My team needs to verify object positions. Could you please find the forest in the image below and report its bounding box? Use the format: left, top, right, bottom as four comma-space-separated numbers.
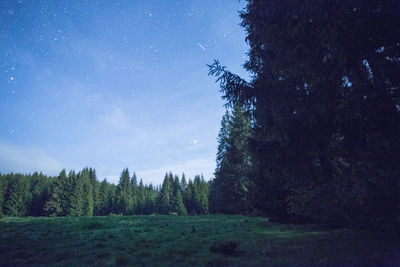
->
1, 0, 400, 229
1, 0, 400, 265
0, 169, 209, 217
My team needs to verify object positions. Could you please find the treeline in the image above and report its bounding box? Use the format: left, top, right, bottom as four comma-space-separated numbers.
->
208, 0, 400, 227
0, 168, 209, 217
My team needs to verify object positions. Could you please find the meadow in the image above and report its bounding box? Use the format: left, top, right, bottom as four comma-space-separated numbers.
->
0, 215, 399, 266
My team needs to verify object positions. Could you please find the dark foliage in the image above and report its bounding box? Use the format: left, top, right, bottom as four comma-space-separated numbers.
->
209, 105, 253, 214
0, 168, 207, 217
209, 0, 400, 226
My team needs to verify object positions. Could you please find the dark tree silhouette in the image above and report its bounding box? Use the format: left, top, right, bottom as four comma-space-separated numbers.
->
209, 0, 400, 226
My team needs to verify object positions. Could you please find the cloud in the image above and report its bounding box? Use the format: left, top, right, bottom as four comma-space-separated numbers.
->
99, 105, 131, 131
0, 139, 63, 175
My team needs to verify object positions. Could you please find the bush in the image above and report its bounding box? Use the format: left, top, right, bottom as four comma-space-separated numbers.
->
209, 240, 238, 255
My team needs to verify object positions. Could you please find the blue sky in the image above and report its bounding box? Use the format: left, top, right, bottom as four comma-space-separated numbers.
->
0, 0, 249, 184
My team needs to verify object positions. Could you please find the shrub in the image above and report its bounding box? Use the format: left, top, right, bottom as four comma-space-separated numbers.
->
209, 240, 238, 255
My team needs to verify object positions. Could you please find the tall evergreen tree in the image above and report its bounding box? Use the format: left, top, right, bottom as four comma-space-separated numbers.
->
193, 175, 209, 214
80, 169, 94, 216
185, 180, 195, 214
216, 111, 230, 171
143, 184, 156, 215
209, 0, 400, 225
0, 174, 8, 216
3, 174, 30, 216
89, 168, 100, 215
98, 179, 116, 215
137, 179, 145, 214
68, 170, 84, 216
44, 170, 67, 216
157, 173, 171, 214
172, 189, 187, 215
28, 172, 48, 216
115, 168, 133, 215
180, 173, 187, 199
170, 175, 187, 215
131, 172, 138, 213
211, 104, 252, 214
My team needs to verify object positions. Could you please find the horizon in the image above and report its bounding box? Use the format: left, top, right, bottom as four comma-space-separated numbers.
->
0, 0, 249, 184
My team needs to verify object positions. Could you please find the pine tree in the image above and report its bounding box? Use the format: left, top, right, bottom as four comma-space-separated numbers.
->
209, 111, 230, 214
157, 173, 171, 214
98, 179, 111, 215
212, 104, 252, 214
172, 190, 187, 215
180, 173, 187, 200
199, 175, 209, 214
131, 172, 138, 213
98, 179, 116, 215
193, 175, 209, 214
208, 179, 217, 214
173, 175, 180, 195
80, 169, 94, 216
44, 170, 69, 216
209, 0, 400, 225
168, 174, 186, 215
184, 180, 195, 214
115, 168, 133, 215
143, 184, 156, 214
3, 174, 30, 216
0, 174, 6, 216
28, 172, 49, 216
168, 172, 174, 204
68, 170, 84, 216
216, 111, 230, 171
137, 179, 145, 214
89, 168, 100, 215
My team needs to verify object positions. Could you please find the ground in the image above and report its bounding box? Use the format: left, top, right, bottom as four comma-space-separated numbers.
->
0, 215, 399, 266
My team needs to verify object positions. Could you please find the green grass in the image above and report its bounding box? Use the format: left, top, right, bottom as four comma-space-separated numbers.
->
0, 215, 399, 266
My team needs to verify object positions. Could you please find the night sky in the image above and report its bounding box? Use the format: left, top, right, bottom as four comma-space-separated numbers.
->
0, 0, 249, 184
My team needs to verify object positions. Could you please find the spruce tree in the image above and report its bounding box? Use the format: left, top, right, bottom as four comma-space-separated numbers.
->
80, 169, 94, 216
212, 104, 252, 214
115, 168, 133, 215
0, 174, 6, 216
28, 172, 48, 216
68, 170, 84, 216
185, 180, 195, 214
98, 179, 111, 215
143, 184, 156, 214
172, 190, 187, 215
168, 172, 174, 204
157, 173, 171, 214
131, 172, 138, 213
180, 173, 187, 200
89, 168, 100, 215
193, 175, 209, 214
173, 175, 180, 195
44, 170, 68, 216
3, 174, 29, 216
209, 0, 400, 225
137, 179, 145, 214
216, 111, 230, 171
210, 111, 230, 214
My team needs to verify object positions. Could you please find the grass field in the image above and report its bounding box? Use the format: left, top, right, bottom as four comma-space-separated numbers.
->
0, 215, 399, 266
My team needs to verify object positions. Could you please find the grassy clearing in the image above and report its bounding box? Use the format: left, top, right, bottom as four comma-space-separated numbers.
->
0, 215, 399, 266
